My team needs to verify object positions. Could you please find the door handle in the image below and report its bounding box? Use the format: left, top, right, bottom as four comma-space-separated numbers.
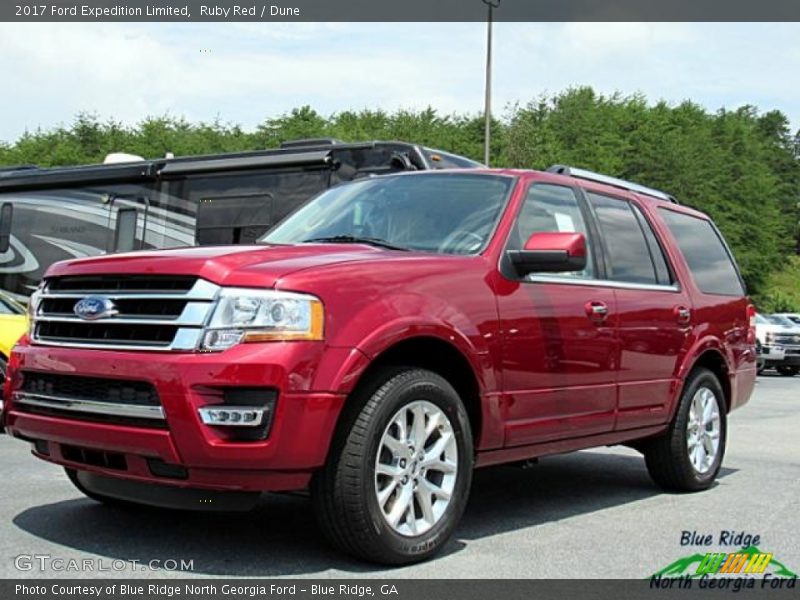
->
585, 301, 609, 323
675, 305, 692, 325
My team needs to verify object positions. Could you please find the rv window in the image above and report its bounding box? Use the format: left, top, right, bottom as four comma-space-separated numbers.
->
113, 208, 139, 253
0, 203, 12, 253
196, 194, 274, 245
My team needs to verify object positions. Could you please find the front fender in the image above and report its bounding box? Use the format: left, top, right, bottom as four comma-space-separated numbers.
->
320, 292, 498, 395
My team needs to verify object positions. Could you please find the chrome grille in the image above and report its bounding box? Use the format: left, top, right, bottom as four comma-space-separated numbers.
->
14, 372, 166, 427
32, 276, 219, 351
774, 334, 800, 347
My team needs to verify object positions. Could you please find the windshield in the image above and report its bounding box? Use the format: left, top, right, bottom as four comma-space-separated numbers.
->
767, 315, 796, 328
261, 173, 513, 255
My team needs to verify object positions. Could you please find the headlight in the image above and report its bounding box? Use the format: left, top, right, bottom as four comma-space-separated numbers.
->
201, 288, 324, 351
765, 332, 775, 344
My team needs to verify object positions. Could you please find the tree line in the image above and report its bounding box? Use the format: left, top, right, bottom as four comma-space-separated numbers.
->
1, 87, 798, 309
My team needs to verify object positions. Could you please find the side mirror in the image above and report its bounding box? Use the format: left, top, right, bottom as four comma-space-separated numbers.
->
507, 232, 587, 276
0, 203, 12, 254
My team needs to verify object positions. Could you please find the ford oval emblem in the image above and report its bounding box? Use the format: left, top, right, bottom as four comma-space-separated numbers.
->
74, 296, 118, 321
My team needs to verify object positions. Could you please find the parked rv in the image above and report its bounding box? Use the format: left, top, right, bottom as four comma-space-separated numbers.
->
0, 140, 481, 300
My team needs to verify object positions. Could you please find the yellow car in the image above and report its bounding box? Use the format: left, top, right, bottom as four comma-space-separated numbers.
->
0, 293, 28, 383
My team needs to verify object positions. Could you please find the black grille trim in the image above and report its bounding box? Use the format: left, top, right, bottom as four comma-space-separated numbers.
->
47, 275, 197, 294
61, 445, 128, 470
36, 322, 177, 346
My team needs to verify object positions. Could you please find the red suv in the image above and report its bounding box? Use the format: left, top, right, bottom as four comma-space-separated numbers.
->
3, 167, 756, 564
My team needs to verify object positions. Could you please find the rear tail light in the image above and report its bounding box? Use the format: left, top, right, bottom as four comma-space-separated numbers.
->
746, 304, 757, 345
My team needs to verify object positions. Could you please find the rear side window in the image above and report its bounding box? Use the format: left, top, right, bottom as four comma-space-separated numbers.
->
588, 192, 669, 285
631, 203, 673, 285
659, 209, 745, 296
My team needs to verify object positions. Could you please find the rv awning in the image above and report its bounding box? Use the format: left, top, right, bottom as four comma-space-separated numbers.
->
158, 150, 333, 176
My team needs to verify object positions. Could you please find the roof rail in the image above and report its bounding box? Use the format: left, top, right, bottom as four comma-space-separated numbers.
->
547, 165, 679, 204
279, 138, 343, 149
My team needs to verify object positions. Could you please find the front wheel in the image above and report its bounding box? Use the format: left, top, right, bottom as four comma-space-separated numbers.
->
643, 368, 727, 492
776, 365, 799, 377
311, 368, 473, 565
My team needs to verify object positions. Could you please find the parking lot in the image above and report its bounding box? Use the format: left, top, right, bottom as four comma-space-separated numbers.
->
1, 374, 797, 579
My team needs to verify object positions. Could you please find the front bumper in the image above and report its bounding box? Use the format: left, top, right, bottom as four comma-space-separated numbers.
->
4, 341, 352, 492
765, 346, 800, 367
759, 345, 785, 361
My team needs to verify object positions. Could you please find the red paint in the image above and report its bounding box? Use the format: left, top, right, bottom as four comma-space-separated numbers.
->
3, 169, 756, 492
524, 232, 586, 257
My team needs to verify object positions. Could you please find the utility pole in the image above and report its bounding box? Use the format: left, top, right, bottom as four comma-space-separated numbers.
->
482, 0, 500, 167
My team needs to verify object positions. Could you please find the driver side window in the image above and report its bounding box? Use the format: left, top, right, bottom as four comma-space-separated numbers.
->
514, 184, 595, 279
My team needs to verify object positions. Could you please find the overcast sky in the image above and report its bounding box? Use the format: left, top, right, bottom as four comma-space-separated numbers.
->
0, 22, 798, 144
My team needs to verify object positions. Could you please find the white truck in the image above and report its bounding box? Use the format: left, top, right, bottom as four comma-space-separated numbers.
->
755, 313, 800, 376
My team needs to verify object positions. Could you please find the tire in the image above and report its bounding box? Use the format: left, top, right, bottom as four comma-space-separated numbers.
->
755, 341, 765, 375
64, 468, 141, 509
311, 368, 473, 565
643, 368, 727, 492
776, 365, 799, 377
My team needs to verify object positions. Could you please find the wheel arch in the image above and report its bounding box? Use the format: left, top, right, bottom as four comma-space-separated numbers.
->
680, 348, 732, 414
340, 335, 487, 451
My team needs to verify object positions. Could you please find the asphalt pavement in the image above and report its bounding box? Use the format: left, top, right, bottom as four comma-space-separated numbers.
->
1, 373, 797, 579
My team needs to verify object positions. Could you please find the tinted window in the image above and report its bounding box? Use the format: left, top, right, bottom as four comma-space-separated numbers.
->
588, 193, 659, 285
514, 184, 594, 279
631, 204, 672, 285
188, 171, 329, 246
767, 315, 796, 328
660, 209, 745, 296
263, 173, 512, 255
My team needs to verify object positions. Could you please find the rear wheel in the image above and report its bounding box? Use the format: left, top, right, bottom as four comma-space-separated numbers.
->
643, 368, 726, 492
776, 365, 799, 377
311, 368, 473, 565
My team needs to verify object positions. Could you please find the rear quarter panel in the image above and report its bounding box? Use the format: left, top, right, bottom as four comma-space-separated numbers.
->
643, 200, 756, 415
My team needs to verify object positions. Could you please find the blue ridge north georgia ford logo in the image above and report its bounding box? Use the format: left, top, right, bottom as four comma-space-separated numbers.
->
73, 296, 118, 321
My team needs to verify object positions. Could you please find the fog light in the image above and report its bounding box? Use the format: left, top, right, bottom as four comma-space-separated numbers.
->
198, 406, 266, 427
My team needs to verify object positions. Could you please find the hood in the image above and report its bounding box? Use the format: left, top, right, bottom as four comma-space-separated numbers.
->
45, 244, 398, 288
758, 323, 800, 335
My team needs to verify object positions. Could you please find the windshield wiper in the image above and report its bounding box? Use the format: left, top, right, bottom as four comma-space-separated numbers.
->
302, 235, 410, 251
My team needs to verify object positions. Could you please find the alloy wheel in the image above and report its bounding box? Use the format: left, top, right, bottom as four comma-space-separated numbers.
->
686, 386, 721, 474
374, 400, 458, 537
